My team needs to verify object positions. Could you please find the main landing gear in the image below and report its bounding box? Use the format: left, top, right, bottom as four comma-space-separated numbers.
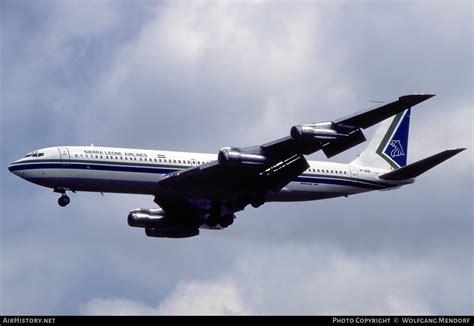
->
250, 194, 266, 208
205, 214, 234, 228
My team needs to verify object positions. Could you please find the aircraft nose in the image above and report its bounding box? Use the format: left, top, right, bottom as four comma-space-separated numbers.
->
8, 161, 19, 175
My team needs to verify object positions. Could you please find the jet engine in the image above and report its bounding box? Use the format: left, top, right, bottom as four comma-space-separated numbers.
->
145, 226, 199, 238
128, 208, 167, 228
128, 208, 199, 238
218, 147, 270, 167
290, 122, 352, 141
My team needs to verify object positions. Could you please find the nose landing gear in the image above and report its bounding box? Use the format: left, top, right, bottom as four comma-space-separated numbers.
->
58, 194, 70, 207
54, 188, 71, 207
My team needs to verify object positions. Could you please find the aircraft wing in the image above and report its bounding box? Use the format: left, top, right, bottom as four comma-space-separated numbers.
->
153, 94, 434, 225
157, 153, 309, 212
333, 94, 434, 128
259, 94, 434, 159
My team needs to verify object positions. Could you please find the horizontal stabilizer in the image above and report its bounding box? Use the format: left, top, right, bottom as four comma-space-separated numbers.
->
379, 148, 466, 181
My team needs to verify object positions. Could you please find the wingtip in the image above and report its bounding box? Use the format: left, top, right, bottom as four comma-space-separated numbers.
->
399, 93, 435, 105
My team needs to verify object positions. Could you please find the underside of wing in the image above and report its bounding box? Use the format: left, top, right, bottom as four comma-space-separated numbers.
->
156, 153, 309, 208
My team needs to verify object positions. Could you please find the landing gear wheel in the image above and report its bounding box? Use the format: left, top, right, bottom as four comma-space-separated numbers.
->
206, 216, 219, 228
58, 194, 70, 207
219, 214, 234, 228
250, 196, 265, 208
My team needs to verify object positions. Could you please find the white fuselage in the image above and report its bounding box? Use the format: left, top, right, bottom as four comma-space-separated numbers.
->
9, 146, 406, 202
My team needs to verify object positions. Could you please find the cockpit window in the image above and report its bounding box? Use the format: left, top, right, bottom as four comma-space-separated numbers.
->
25, 151, 44, 158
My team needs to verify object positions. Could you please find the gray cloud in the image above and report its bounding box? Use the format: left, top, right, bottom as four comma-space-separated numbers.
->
1, 0, 472, 315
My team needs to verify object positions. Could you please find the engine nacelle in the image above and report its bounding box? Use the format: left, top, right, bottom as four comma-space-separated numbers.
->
291, 122, 352, 141
145, 226, 199, 238
218, 147, 270, 166
128, 208, 167, 228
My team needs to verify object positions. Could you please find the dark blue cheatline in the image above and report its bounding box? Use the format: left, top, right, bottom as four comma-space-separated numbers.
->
9, 161, 391, 190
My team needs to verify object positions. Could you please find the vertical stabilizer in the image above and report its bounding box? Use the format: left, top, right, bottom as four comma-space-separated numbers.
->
351, 109, 410, 169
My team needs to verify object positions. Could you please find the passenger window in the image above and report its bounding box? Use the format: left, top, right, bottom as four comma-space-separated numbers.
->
159, 159, 162, 162
178, 160, 181, 164
139, 158, 142, 161
75, 154, 78, 157
173, 160, 176, 163
154, 158, 157, 162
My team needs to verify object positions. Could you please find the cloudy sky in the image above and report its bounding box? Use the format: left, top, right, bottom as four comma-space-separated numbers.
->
1, 0, 472, 315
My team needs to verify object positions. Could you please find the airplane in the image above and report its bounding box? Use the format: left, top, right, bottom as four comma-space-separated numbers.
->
8, 94, 466, 238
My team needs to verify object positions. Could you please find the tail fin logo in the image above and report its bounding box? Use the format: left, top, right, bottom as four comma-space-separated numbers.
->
389, 140, 405, 158
375, 109, 410, 168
